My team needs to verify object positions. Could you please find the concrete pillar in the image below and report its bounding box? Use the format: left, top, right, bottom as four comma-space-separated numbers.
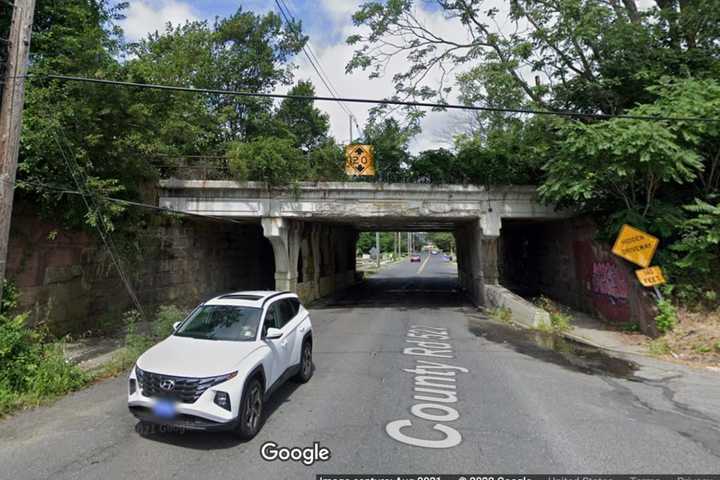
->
310, 223, 322, 299
454, 219, 485, 306
261, 217, 302, 292
480, 213, 502, 286
482, 237, 499, 285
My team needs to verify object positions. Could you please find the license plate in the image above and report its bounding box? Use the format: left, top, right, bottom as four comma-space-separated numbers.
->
152, 399, 177, 419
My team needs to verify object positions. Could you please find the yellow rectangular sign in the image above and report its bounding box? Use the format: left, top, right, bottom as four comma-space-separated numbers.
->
635, 266, 666, 287
611, 224, 659, 268
345, 144, 375, 176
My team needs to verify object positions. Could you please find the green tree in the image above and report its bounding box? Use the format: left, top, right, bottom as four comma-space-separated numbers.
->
427, 232, 455, 252
227, 137, 304, 186
408, 149, 461, 184
363, 118, 414, 182
347, 0, 720, 114
275, 80, 331, 151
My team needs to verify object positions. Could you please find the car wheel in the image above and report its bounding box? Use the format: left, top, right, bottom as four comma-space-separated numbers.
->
234, 378, 263, 439
293, 341, 313, 383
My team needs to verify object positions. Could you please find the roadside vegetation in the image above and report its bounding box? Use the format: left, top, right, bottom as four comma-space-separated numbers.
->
534, 296, 574, 333
488, 306, 513, 325
0, 282, 186, 417
0, 282, 86, 416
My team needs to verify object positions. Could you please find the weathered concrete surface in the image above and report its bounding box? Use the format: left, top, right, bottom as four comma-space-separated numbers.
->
485, 284, 551, 328
158, 180, 566, 234
260, 217, 358, 302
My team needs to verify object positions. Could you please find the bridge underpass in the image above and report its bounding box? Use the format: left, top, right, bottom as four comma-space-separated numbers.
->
158, 180, 567, 309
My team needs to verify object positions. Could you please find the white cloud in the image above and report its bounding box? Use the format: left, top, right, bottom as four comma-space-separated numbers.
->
290, 0, 481, 153
120, 0, 199, 41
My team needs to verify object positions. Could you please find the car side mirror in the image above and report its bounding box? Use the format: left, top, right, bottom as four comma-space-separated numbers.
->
173, 321, 181, 331
265, 327, 283, 340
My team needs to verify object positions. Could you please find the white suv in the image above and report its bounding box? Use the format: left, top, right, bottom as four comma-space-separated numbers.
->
127, 291, 313, 439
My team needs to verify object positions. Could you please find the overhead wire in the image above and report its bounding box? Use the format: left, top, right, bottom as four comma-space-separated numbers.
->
28, 74, 719, 123
273, 0, 360, 132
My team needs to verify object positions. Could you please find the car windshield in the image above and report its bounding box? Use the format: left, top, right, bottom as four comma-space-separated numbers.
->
174, 305, 261, 341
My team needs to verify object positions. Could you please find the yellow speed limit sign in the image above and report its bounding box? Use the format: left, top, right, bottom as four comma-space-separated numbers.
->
611, 224, 659, 268
344, 144, 375, 176
635, 266, 666, 287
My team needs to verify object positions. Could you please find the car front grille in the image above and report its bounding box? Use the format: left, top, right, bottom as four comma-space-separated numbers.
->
135, 369, 224, 404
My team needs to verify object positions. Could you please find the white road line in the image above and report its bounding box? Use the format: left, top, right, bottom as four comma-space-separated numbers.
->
416, 255, 431, 275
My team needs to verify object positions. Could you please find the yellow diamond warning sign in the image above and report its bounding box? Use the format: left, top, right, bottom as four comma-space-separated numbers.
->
635, 266, 666, 287
344, 144, 375, 176
611, 224, 659, 268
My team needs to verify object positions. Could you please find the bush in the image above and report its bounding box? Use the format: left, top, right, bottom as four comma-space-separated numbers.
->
0, 313, 86, 416
655, 297, 678, 334
152, 305, 186, 339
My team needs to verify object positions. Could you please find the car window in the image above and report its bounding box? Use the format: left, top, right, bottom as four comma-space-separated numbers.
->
263, 303, 282, 335
174, 305, 261, 342
277, 299, 296, 327
288, 298, 301, 317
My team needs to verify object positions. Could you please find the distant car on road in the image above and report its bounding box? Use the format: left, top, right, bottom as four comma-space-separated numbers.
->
431, 250, 439, 255
410, 253, 422, 262
128, 291, 313, 439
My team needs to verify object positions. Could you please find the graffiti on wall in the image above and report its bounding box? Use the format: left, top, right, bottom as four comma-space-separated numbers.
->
591, 261, 629, 303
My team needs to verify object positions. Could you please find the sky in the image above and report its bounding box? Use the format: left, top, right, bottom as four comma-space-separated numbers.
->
114, 0, 476, 153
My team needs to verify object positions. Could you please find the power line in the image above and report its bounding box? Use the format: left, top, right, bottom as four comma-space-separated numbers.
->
4, 176, 249, 226
53, 134, 146, 319
273, 0, 359, 130
26, 73, 720, 123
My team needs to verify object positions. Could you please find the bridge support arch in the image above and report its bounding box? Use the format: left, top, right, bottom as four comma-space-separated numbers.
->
261, 217, 359, 301
261, 217, 302, 292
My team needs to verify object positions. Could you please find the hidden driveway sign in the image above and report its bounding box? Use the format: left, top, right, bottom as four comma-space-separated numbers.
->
611, 224, 659, 268
345, 144, 375, 176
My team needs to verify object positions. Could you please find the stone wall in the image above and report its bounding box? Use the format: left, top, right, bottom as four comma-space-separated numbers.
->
6, 202, 274, 335
499, 217, 659, 336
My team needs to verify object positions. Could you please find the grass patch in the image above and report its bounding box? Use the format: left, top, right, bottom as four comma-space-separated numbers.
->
648, 338, 672, 356
488, 306, 513, 324
534, 295, 573, 333
94, 306, 185, 379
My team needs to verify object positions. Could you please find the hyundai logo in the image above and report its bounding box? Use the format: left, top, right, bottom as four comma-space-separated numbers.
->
159, 379, 175, 391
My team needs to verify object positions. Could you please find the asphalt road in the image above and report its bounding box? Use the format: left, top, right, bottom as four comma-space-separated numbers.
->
1, 253, 719, 479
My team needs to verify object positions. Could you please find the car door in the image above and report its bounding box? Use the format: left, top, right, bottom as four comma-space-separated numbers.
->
261, 301, 288, 386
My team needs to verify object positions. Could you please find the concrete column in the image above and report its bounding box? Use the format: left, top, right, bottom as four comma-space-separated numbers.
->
482, 237, 499, 285
454, 218, 486, 306
261, 217, 302, 292
310, 223, 322, 300
480, 212, 502, 286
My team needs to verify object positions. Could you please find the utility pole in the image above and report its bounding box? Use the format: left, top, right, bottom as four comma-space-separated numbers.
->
375, 231, 380, 268
0, 0, 36, 301
349, 115, 353, 144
